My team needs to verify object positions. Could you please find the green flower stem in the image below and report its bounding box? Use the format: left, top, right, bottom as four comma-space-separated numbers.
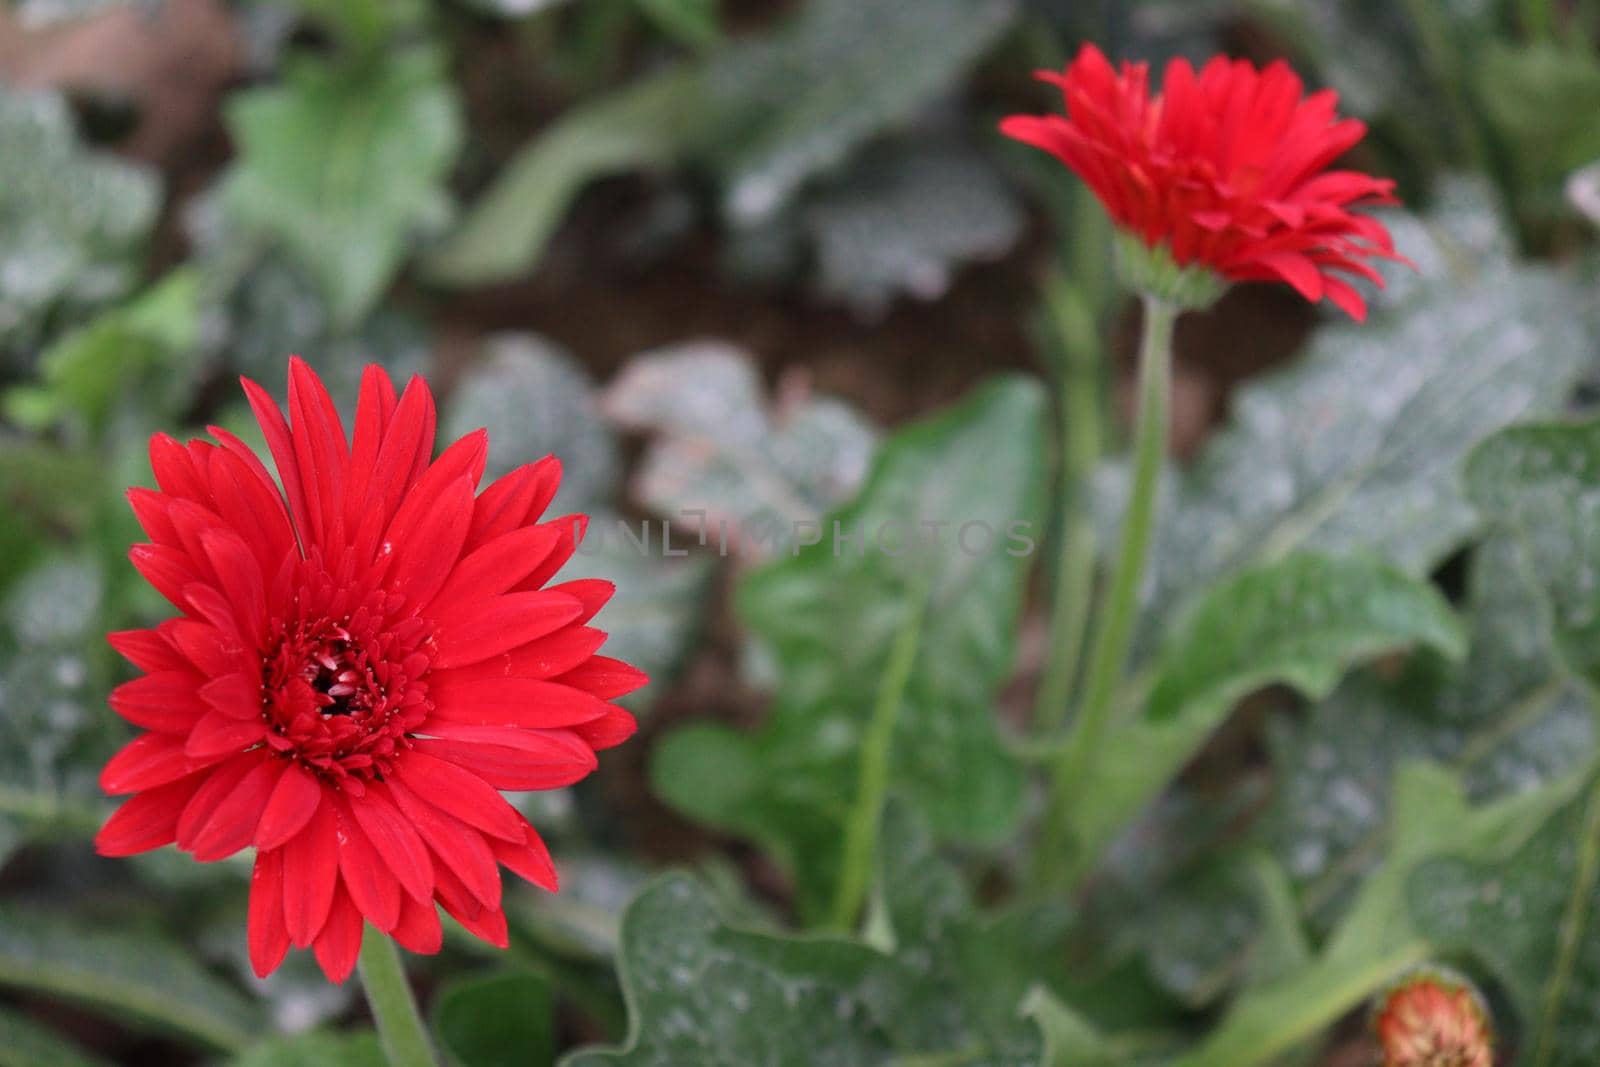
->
1170, 939, 1432, 1067
1034, 293, 1177, 890
828, 578, 931, 932
1032, 277, 1104, 735
358, 932, 439, 1067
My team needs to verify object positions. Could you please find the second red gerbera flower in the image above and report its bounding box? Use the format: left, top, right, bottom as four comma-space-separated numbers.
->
1002, 44, 1403, 318
96, 357, 645, 982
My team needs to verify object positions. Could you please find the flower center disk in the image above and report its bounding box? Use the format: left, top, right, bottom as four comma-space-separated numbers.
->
260, 570, 434, 785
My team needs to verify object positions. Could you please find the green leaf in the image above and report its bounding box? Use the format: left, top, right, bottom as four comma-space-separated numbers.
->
1115, 181, 1594, 647
634, 0, 720, 49
1114, 534, 1593, 1014
221, 49, 462, 326
430, 0, 1013, 285
442, 334, 621, 512
560, 874, 893, 1067
0, 444, 102, 596
1147, 552, 1466, 724
500, 851, 652, 1035
1391, 417, 1600, 1065
187, 230, 431, 397
0, 1004, 112, 1067
1466, 416, 1600, 692
1105, 851, 1263, 1012
0, 88, 159, 358
651, 377, 1047, 918
229, 1032, 386, 1067
433, 972, 555, 1067
424, 70, 702, 286
1250, 0, 1436, 118
1064, 552, 1467, 875
0, 554, 119, 847
1478, 42, 1600, 220
1070, 780, 1267, 1013
1020, 988, 1172, 1067
1410, 777, 1600, 1067
704, 0, 1014, 224
1022, 988, 1107, 1066
1175, 763, 1586, 1067
1240, 855, 1313, 990
1259, 534, 1594, 912
286, 0, 427, 48
600, 340, 876, 557
2, 270, 200, 441
864, 805, 1050, 1065
1104, 855, 1320, 1062
0, 905, 261, 1051
802, 140, 1023, 316
564, 807, 1047, 1066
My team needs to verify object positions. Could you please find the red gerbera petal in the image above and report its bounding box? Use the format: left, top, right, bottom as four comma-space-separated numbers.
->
95, 775, 204, 856
248, 848, 291, 978
436, 864, 510, 950
282, 796, 339, 948
391, 891, 444, 955
188, 757, 281, 861
109, 671, 208, 733
313, 882, 366, 984
386, 779, 502, 910
427, 676, 612, 729
1002, 44, 1404, 317
571, 705, 639, 752
491, 815, 560, 894
107, 627, 186, 673
333, 796, 403, 933
174, 751, 259, 853
95, 359, 647, 982
100, 732, 201, 794
256, 759, 321, 850
551, 656, 649, 701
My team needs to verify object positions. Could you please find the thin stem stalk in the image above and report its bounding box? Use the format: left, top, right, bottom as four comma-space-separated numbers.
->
358, 932, 438, 1067
1033, 293, 1177, 889
1032, 279, 1104, 734
828, 579, 930, 932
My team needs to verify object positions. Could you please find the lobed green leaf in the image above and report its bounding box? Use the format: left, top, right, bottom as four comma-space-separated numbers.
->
651, 377, 1047, 918
433, 972, 556, 1067
221, 49, 463, 327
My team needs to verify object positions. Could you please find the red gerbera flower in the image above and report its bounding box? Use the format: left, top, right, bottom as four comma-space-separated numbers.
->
1001, 44, 1403, 318
95, 357, 645, 982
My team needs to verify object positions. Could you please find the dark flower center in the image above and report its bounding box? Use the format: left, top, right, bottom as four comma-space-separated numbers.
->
257, 562, 434, 786
299, 630, 372, 718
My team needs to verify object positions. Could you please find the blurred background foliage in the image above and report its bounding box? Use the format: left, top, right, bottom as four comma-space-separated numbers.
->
0, 0, 1598, 1064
